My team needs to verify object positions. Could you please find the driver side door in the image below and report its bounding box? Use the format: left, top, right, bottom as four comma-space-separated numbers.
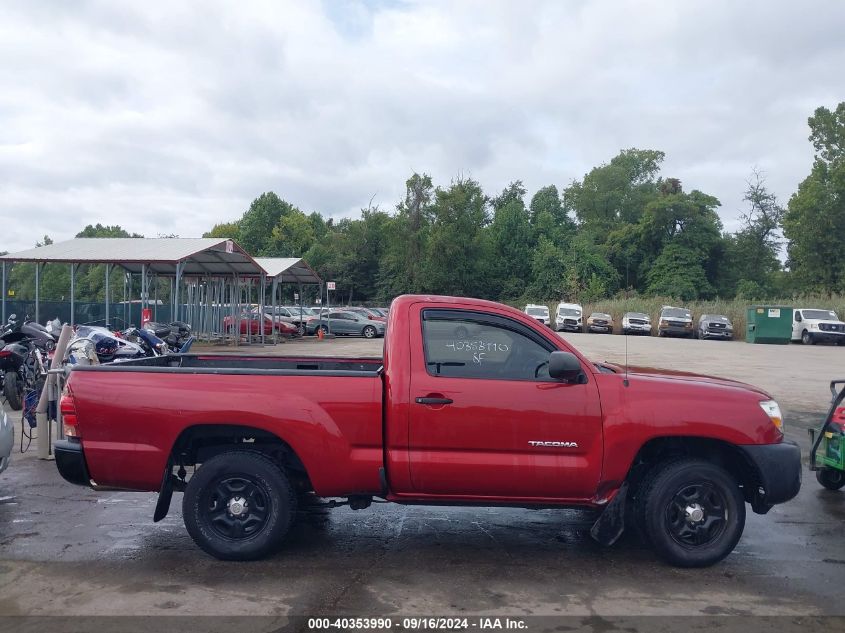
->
408, 308, 604, 500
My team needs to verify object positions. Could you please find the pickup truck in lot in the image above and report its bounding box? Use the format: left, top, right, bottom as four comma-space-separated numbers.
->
54, 295, 801, 567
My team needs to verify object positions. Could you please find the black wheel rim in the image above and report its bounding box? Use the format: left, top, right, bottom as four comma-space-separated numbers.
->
202, 475, 271, 541
665, 482, 728, 548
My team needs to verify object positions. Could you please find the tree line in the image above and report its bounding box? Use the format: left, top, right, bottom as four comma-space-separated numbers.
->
4, 102, 845, 305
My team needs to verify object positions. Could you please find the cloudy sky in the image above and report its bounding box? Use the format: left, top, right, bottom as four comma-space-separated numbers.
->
1, 0, 843, 253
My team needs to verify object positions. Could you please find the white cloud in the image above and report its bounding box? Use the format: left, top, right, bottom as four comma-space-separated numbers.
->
1, 0, 843, 252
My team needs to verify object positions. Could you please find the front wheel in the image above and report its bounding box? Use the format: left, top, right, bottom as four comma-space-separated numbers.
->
362, 325, 377, 339
802, 330, 814, 345
637, 459, 745, 567
4, 370, 22, 410
182, 451, 297, 561
816, 468, 845, 491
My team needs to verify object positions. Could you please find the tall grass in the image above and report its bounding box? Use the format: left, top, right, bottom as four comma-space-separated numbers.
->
511, 294, 845, 337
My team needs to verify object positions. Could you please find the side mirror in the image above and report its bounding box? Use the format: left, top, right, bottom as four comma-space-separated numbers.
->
548, 351, 584, 382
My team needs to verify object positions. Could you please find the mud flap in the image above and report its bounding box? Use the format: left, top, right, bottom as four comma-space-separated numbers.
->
153, 463, 174, 523
590, 483, 628, 546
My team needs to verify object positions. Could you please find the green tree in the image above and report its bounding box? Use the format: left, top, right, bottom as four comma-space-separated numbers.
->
238, 192, 298, 255
269, 211, 316, 257
646, 242, 713, 300
203, 222, 240, 240
377, 173, 434, 298
489, 183, 533, 299
564, 148, 665, 237
422, 178, 492, 298
783, 103, 845, 293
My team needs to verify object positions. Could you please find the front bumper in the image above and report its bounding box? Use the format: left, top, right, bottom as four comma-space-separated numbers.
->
660, 326, 693, 336
738, 441, 801, 511
0, 411, 13, 475
54, 438, 92, 487
557, 322, 581, 332
588, 325, 611, 333
809, 331, 845, 342
703, 329, 733, 339
624, 325, 651, 334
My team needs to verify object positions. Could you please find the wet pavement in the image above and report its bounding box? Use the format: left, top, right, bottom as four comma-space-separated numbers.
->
1, 337, 844, 617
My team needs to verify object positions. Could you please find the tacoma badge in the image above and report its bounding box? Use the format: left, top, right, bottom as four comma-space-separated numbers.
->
529, 440, 579, 448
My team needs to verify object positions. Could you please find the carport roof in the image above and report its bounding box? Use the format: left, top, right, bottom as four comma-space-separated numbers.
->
0, 237, 265, 277
252, 258, 322, 284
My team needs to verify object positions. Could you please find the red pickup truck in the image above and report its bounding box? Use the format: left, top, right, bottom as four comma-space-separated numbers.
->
54, 295, 801, 567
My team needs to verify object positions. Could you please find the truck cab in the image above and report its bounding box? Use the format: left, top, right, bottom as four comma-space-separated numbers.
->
792, 308, 845, 345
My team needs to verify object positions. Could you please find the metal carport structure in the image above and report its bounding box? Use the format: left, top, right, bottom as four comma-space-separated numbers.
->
0, 238, 269, 340
251, 258, 322, 340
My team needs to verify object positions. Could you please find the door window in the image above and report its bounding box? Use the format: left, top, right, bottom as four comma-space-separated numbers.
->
422, 310, 556, 381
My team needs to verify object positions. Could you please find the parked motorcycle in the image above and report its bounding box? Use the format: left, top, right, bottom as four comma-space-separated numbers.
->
68, 325, 148, 365
0, 314, 52, 410
143, 320, 195, 353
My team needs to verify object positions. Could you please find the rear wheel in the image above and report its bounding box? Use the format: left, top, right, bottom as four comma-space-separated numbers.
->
802, 330, 814, 345
637, 459, 745, 567
362, 325, 377, 339
182, 451, 297, 561
816, 468, 845, 491
4, 371, 22, 410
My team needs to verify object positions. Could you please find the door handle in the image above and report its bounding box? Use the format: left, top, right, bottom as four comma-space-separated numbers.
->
415, 396, 454, 405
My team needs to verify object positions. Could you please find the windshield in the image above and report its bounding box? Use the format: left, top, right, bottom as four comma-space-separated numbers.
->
626, 313, 649, 319
802, 309, 839, 320
527, 307, 548, 316
703, 315, 729, 322
557, 308, 581, 316
662, 308, 691, 319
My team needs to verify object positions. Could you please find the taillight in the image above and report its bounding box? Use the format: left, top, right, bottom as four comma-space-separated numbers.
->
60, 391, 79, 438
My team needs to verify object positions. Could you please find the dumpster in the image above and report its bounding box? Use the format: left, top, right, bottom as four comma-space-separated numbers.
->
746, 306, 793, 344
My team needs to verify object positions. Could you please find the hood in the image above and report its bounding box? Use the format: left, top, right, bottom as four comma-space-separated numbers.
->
597, 362, 771, 399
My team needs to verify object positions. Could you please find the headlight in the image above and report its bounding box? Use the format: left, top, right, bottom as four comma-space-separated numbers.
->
759, 400, 783, 432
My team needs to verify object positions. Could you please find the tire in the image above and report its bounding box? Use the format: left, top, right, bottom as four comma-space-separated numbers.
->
802, 330, 814, 345
636, 459, 745, 567
658, 330, 665, 338
362, 325, 377, 339
318, 324, 329, 336
4, 371, 22, 410
816, 468, 845, 491
182, 451, 297, 561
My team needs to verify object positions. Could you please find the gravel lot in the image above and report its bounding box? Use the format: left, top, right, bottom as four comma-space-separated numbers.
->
1, 333, 843, 623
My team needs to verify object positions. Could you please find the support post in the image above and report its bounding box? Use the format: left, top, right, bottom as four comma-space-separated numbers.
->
104, 264, 111, 328
35, 262, 41, 323
1, 261, 6, 323
259, 273, 266, 345
69, 264, 76, 325
174, 262, 183, 322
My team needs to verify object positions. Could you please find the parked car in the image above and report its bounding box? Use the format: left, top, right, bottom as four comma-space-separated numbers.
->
555, 302, 583, 332
265, 306, 317, 333
586, 312, 613, 334
223, 312, 299, 337
792, 309, 845, 345
54, 293, 801, 567
344, 307, 387, 322
658, 306, 694, 338
0, 409, 12, 476
698, 314, 734, 341
305, 310, 385, 338
524, 304, 550, 326
622, 312, 652, 335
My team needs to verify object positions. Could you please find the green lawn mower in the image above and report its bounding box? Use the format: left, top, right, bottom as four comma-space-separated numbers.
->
809, 380, 845, 491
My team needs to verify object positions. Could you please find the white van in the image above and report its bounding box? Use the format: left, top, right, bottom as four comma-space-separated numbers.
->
555, 302, 583, 332
792, 308, 845, 345
524, 304, 550, 326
